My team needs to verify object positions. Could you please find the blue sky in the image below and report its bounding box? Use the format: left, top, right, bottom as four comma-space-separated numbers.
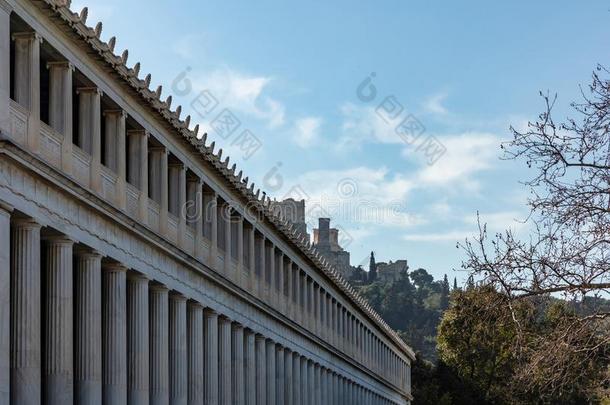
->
74, 0, 610, 282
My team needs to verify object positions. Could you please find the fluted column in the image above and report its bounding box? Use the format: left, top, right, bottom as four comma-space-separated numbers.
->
47, 61, 74, 174
43, 236, 74, 404
76, 87, 102, 192
243, 329, 256, 405
236, 216, 244, 278
0, 2, 11, 139
300, 357, 307, 405
149, 284, 169, 405
169, 294, 187, 405
265, 340, 275, 405
12, 32, 41, 152
255, 335, 266, 405
203, 309, 218, 405
218, 316, 232, 405
307, 360, 314, 405
74, 248, 103, 405
203, 191, 217, 268
0, 203, 11, 405
231, 324, 245, 405
283, 349, 293, 405
187, 302, 204, 405
187, 178, 204, 260
248, 225, 255, 291
103, 263, 127, 405
168, 162, 186, 247
127, 130, 148, 223
292, 352, 300, 405
104, 110, 127, 209
222, 204, 231, 274
127, 274, 149, 405
275, 346, 284, 405
10, 218, 41, 404
332, 372, 338, 405
314, 364, 321, 405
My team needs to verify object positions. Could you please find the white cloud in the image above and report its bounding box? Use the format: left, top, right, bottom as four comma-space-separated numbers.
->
338, 103, 403, 147
190, 68, 285, 129
403, 230, 474, 242
412, 132, 500, 189
281, 166, 419, 229
293, 117, 322, 148
423, 92, 449, 115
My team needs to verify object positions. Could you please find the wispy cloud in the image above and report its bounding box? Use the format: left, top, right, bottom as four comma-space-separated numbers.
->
423, 92, 449, 115
173, 34, 206, 59
293, 117, 322, 148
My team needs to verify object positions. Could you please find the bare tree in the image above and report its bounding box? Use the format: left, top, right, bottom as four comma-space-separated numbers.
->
460, 66, 610, 401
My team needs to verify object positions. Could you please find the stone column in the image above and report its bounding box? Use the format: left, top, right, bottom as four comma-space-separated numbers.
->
187, 302, 203, 405
294, 269, 301, 325
236, 216, 244, 279
104, 110, 127, 210
222, 204, 231, 274
314, 364, 321, 405
169, 294, 187, 405
43, 235, 74, 405
149, 146, 168, 235
76, 87, 102, 193
127, 274, 149, 405
102, 263, 127, 405
149, 284, 169, 405
265, 340, 275, 405
255, 334, 266, 405
308, 279, 314, 331
292, 352, 300, 405
243, 329, 256, 405
11, 218, 42, 405
275, 346, 284, 405
277, 253, 285, 314
218, 316, 232, 405
300, 357, 308, 405
74, 248, 103, 405
127, 130, 149, 223
258, 236, 266, 299
203, 309, 218, 405
172, 163, 187, 247
332, 372, 338, 405
12, 32, 41, 152
0, 203, 11, 405
203, 191, 217, 268
283, 349, 292, 405
248, 226, 255, 291
231, 324, 245, 405
47, 61, 74, 174
285, 259, 293, 319
307, 360, 314, 405
0, 2, 11, 139
187, 178, 204, 260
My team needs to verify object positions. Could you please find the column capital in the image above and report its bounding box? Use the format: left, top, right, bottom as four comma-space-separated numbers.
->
102, 109, 127, 119
42, 234, 74, 245
76, 86, 102, 96
11, 31, 43, 43
187, 300, 204, 309
74, 246, 103, 259
0, 201, 13, 215
11, 217, 42, 230
169, 291, 187, 301
203, 307, 218, 317
126, 271, 149, 282
46, 60, 75, 71
103, 262, 128, 273
149, 282, 169, 293
0, 0, 13, 14
126, 128, 147, 137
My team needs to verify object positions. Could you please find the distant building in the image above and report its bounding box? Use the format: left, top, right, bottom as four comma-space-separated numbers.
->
313, 218, 356, 279
271, 198, 309, 239
376, 260, 409, 283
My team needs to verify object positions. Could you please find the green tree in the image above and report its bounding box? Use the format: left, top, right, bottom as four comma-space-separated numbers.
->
440, 274, 450, 311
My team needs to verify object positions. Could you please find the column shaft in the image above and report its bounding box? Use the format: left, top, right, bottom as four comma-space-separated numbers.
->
10, 219, 41, 404
127, 275, 149, 405
149, 285, 169, 405
169, 294, 187, 405
275, 346, 284, 405
265, 340, 275, 405
300, 357, 307, 405
255, 335, 266, 405
103, 110, 127, 209
218, 317, 232, 405
43, 236, 74, 404
231, 324, 245, 405
0, 203, 11, 405
47, 61, 74, 173
203, 309, 218, 405
102, 264, 127, 405
12, 32, 41, 151
77, 87, 102, 192
283, 349, 293, 405
187, 302, 204, 405
292, 353, 300, 405
0, 3, 11, 138
74, 249, 103, 405
244, 330, 256, 405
